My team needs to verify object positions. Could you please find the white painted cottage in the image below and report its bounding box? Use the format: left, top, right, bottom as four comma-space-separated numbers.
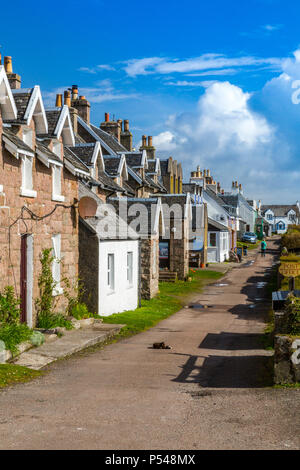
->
79, 183, 140, 316
261, 204, 300, 234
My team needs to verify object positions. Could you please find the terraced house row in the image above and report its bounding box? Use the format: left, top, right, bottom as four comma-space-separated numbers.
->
0, 55, 268, 327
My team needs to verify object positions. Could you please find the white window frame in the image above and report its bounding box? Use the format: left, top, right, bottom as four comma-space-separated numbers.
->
51, 164, 65, 202
20, 155, 37, 198
127, 251, 133, 287
107, 253, 115, 291
52, 234, 63, 296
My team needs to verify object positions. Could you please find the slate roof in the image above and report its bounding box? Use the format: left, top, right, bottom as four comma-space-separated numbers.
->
97, 171, 125, 193
124, 153, 144, 168
67, 144, 95, 166
147, 160, 156, 173
2, 128, 34, 153
261, 205, 300, 217
90, 124, 127, 153
79, 183, 139, 240
160, 159, 170, 176
208, 217, 229, 232
182, 183, 202, 194
109, 197, 161, 236
36, 141, 62, 164
44, 110, 61, 136
64, 147, 90, 172
9, 88, 33, 122
103, 156, 122, 176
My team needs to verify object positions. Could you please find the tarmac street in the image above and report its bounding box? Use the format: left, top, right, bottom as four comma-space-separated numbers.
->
0, 238, 299, 450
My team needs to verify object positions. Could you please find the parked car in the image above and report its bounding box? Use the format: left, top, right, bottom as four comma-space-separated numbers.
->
241, 232, 257, 244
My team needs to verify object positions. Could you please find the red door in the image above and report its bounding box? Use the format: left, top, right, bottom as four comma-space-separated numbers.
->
20, 235, 27, 323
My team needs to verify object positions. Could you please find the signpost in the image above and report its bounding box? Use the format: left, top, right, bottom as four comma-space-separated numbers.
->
279, 262, 300, 291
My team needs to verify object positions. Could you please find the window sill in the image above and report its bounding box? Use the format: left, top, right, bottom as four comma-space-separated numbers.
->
0, 185, 3, 193
52, 195, 65, 203
107, 289, 116, 296
20, 188, 37, 198
52, 287, 64, 297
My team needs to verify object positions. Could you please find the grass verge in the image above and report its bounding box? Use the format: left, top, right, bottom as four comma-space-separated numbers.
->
0, 364, 42, 388
100, 269, 223, 340
237, 241, 260, 251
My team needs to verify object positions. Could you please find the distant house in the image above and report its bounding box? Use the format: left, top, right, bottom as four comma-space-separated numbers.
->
260, 204, 300, 234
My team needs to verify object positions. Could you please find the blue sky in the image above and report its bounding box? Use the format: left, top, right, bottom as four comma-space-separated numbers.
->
2, 0, 300, 202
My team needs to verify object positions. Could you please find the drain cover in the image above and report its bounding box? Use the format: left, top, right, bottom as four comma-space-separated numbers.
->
215, 283, 228, 287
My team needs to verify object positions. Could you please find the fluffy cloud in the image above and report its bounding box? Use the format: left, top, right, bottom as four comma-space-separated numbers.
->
153, 81, 292, 202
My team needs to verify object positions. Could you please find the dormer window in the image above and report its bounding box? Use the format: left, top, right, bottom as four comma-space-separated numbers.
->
53, 141, 62, 159
288, 212, 295, 222
267, 213, 273, 220
52, 164, 64, 202
20, 154, 37, 198
23, 129, 33, 149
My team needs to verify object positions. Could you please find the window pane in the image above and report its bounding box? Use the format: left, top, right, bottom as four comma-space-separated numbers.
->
209, 233, 216, 247
127, 252, 133, 284
108, 254, 115, 290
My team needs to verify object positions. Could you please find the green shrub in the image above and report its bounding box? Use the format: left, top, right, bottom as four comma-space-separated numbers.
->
0, 286, 20, 325
71, 303, 91, 320
30, 331, 45, 347
37, 312, 73, 330
281, 232, 300, 251
0, 323, 32, 354
35, 248, 57, 319
284, 295, 300, 335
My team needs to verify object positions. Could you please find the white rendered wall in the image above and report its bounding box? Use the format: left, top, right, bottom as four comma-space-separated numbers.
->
98, 240, 139, 316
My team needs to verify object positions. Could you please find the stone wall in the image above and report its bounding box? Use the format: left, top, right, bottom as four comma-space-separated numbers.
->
140, 236, 159, 299
78, 221, 99, 314
0, 113, 79, 326
169, 219, 189, 280
274, 335, 300, 384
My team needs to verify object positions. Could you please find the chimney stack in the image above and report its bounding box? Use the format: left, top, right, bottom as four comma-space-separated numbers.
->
4, 56, 21, 89
120, 119, 132, 151
70, 87, 91, 125
100, 112, 121, 141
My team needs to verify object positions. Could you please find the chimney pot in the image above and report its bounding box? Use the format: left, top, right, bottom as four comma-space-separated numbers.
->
4, 56, 12, 74
72, 85, 78, 100
142, 135, 147, 146
105, 112, 109, 122
124, 119, 129, 131
55, 94, 62, 107
64, 90, 71, 107
148, 136, 153, 147
0, 53, 2, 66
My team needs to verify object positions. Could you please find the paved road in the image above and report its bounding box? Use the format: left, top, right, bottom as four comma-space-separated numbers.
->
0, 238, 299, 449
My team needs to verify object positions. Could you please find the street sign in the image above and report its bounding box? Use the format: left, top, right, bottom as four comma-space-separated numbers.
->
279, 262, 300, 278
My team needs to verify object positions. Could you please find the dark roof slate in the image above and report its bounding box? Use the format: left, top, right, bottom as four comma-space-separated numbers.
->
2, 128, 33, 153
90, 124, 127, 153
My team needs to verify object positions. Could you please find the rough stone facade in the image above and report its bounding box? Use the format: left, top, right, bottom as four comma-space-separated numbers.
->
274, 334, 300, 384
168, 219, 189, 280
0, 112, 79, 326
140, 236, 159, 299
78, 221, 99, 314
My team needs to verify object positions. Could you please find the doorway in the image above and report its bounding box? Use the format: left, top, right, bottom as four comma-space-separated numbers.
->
20, 234, 33, 327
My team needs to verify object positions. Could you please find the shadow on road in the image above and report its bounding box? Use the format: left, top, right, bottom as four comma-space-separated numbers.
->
172, 352, 273, 388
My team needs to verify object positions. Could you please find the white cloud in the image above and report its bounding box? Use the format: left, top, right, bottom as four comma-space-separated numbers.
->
152, 81, 288, 201
165, 80, 218, 87
124, 53, 282, 77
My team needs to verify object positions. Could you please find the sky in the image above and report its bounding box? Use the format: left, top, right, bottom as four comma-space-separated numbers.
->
1, 0, 300, 203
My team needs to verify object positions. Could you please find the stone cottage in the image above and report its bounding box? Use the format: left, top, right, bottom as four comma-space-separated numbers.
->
0, 60, 80, 326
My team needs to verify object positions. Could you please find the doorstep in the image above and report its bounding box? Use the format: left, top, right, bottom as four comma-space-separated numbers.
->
13, 323, 124, 370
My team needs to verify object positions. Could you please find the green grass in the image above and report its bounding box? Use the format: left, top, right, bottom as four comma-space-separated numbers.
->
237, 241, 260, 251
0, 364, 42, 388
274, 382, 300, 389
101, 269, 223, 340
0, 323, 33, 355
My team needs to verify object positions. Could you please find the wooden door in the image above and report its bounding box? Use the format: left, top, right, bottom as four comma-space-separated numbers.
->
20, 235, 27, 323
